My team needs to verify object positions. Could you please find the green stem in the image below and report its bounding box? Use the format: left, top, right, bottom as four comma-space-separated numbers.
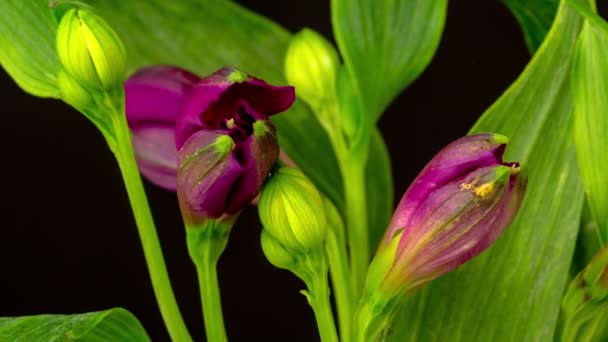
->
326, 220, 355, 342
186, 223, 231, 342
197, 259, 227, 342
111, 110, 192, 342
341, 159, 369, 298
308, 261, 340, 342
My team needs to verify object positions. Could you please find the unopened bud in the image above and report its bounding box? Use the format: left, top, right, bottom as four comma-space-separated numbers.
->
56, 68, 94, 109
284, 29, 340, 107
258, 167, 327, 253
56, 8, 126, 90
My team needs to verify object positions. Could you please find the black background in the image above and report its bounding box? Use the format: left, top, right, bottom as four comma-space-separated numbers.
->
1, 2, 599, 342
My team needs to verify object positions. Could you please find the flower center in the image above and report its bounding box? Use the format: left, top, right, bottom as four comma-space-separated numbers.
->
221, 106, 255, 142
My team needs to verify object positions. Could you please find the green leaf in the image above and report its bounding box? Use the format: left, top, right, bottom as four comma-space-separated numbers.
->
331, 0, 447, 120
571, 11, 608, 245
367, 129, 394, 250
502, 0, 559, 53
0, 308, 150, 341
0, 0, 60, 97
390, 2, 585, 341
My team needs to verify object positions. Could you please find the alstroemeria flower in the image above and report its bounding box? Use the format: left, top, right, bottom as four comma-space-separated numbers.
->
174, 67, 294, 224
368, 134, 526, 294
125, 66, 199, 190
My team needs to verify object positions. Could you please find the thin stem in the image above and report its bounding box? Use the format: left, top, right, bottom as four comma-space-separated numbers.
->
186, 223, 231, 342
308, 261, 340, 342
111, 110, 192, 342
197, 260, 227, 342
326, 221, 354, 342
318, 104, 370, 299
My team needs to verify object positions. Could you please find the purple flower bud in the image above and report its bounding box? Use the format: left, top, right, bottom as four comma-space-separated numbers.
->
375, 134, 526, 293
175, 67, 295, 224
125, 66, 199, 190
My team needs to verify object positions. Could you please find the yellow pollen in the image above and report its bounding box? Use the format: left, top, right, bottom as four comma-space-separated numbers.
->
226, 118, 235, 129
473, 182, 495, 199
459, 181, 475, 191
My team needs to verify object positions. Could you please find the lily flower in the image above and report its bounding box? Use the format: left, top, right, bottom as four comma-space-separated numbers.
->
368, 134, 527, 295
126, 66, 294, 223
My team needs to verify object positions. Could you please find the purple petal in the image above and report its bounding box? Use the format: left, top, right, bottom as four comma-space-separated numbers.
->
125, 66, 199, 124
132, 125, 178, 190
125, 66, 199, 189
382, 133, 509, 244
175, 67, 295, 149
177, 130, 245, 223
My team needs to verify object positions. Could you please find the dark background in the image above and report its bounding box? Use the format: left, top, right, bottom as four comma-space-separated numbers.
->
0, 1, 571, 341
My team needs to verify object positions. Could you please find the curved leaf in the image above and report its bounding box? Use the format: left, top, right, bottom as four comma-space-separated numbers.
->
390, 2, 585, 341
0, 0, 60, 97
571, 9, 608, 244
331, 0, 447, 120
502, 0, 559, 53
0, 308, 150, 341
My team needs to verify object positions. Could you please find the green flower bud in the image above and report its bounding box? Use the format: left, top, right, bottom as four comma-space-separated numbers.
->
284, 28, 340, 107
258, 167, 327, 253
56, 8, 126, 90
260, 230, 298, 272
56, 68, 94, 109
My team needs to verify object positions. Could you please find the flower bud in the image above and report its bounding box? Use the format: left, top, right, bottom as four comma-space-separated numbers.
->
57, 68, 94, 109
176, 67, 295, 225
260, 230, 298, 272
370, 134, 526, 295
561, 245, 608, 340
258, 167, 327, 253
284, 28, 340, 107
56, 8, 126, 90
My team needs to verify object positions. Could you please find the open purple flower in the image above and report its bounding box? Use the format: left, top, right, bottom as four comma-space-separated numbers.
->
370, 134, 526, 294
127, 66, 294, 224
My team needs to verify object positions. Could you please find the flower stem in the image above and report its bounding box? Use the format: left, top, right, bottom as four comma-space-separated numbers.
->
326, 217, 355, 342
110, 106, 192, 342
186, 223, 231, 342
307, 256, 340, 342
196, 258, 227, 342
341, 158, 369, 298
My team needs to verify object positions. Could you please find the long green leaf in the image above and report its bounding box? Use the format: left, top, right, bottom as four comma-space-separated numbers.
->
331, 0, 447, 120
0, 0, 59, 97
0, 308, 150, 341
390, 2, 585, 341
571, 12, 608, 245
502, 0, 559, 53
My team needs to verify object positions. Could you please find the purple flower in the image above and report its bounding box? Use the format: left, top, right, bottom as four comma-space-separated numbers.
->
126, 66, 294, 224
372, 134, 526, 293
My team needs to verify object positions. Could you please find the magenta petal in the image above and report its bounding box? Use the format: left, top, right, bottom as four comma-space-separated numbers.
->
177, 131, 245, 223
125, 66, 199, 190
125, 66, 199, 124
226, 121, 279, 213
383, 133, 508, 243
175, 67, 295, 149
132, 125, 178, 190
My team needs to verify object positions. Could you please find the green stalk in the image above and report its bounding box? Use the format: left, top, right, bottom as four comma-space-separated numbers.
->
326, 216, 355, 342
307, 256, 340, 342
196, 257, 227, 342
110, 105, 192, 342
186, 222, 231, 342
340, 158, 369, 297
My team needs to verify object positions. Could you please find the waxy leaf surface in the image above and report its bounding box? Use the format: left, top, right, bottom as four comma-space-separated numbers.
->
391, 2, 585, 341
